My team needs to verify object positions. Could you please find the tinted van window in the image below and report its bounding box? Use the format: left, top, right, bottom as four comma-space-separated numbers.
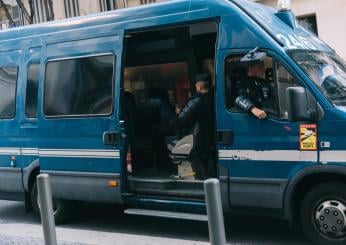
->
44, 55, 114, 116
0, 67, 18, 119
26, 63, 40, 118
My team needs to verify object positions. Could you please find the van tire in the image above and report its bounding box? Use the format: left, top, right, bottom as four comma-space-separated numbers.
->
300, 182, 346, 245
31, 181, 70, 224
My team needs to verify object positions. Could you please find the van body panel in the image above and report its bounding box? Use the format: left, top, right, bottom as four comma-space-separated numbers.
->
218, 13, 281, 52
37, 33, 124, 203
232, 0, 333, 53
19, 46, 42, 185
318, 108, 346, 167
22, 159, 39, 192
0, 50, 23, 193
229, 177, 288, 209
42, 170, 122, 203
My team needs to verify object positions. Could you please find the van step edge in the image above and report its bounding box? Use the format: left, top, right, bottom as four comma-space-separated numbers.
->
124, 208, 208, 222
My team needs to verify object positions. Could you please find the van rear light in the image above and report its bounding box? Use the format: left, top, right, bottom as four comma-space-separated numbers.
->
126, 146, 133, 174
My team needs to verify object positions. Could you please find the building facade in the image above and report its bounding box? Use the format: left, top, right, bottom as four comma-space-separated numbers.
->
0, 0, 23, 29
23, 0, 167, 22
0, 0, 165, 28
0, 0, 345, 59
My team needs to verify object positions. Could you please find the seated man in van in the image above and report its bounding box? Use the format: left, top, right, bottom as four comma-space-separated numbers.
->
176, 73, 215, 179
235, 61, 273, 119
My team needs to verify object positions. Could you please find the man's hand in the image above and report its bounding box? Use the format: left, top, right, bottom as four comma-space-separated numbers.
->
251, 107, 267, 119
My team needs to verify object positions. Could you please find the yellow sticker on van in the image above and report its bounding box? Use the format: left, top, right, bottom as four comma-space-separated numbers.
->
300, 124, 317, 151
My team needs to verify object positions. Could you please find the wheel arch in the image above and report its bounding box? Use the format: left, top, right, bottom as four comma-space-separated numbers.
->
22, 159, 40, 193
284, 165, 346, 225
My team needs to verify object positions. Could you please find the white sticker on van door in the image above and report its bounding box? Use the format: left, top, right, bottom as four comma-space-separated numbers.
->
219, 150, 317, 162
276, 34, 316, 50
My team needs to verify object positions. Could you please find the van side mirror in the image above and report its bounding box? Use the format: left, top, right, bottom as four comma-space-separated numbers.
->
240, 47, 267, 62
286, 87, 316, 122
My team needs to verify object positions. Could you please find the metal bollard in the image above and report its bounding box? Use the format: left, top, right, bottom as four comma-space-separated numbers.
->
37, 174, 57, 245
204, 178, 226, 245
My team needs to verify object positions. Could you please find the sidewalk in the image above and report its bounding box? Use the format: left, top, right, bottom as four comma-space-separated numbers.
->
0, 223, 207, 245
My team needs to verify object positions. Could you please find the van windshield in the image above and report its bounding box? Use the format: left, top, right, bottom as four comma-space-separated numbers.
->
289, 51, 346, 106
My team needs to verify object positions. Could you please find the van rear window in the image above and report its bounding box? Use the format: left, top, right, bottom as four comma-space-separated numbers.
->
0, 67, 18, 119
44, 54, 114, 117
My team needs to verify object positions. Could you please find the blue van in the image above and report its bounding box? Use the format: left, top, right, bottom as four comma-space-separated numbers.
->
0, 0, 345, 244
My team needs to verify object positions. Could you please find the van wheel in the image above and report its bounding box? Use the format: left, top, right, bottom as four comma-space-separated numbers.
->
300, 182, 346, 245
31, 181, 70, 224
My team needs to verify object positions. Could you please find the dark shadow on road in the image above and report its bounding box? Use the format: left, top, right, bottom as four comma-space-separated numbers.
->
0, 201, 311, 244
60, 203, 311, 244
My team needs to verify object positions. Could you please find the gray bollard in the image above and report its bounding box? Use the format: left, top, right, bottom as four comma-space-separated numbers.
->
37, 174, 57, 245
204, 178, 226, 245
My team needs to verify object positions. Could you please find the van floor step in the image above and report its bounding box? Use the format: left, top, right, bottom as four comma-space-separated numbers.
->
128, 176, 205, 198
132, 188, 205, 198
124, 208, 208, 222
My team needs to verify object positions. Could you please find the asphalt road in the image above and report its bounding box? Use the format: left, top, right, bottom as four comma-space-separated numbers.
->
0, 200, 311, 244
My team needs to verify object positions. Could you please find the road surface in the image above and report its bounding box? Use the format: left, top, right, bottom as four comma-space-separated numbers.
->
0, 200, 311, 244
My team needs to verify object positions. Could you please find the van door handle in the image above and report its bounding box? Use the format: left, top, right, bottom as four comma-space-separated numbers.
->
103, 131, 119, 145
217, 130, 233, 145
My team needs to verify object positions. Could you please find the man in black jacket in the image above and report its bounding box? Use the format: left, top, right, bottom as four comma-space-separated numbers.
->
177, 73, 214, 179
235, 61, 273, 119
139, 88, 177, 170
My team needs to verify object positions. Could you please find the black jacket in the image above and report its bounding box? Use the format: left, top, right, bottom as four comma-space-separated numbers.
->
177, 92, 214, 154
138, 97, 177, 137
235, 76, 274, 113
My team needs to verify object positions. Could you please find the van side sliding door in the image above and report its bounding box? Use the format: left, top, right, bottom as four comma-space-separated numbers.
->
38, 34, 123, 204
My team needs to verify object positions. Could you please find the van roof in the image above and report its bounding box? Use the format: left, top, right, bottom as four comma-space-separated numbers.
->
0, 0, 229, 43
0, 0, 332, 53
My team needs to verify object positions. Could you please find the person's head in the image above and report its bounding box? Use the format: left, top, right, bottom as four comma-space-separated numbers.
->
195, 73, 211, 93
247, 61, 265, 78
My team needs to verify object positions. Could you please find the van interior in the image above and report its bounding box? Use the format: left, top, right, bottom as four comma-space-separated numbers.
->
122, 22, 218, 199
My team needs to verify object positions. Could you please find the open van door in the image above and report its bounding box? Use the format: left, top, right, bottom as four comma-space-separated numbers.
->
216, 49, 318, 210
37, 34, 124, 205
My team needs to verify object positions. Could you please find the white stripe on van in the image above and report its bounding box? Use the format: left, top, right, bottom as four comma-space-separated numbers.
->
320, 151, 346, 163
219, 150, 317, 162
39, 149, 120, 158
0, 147, 120, 159
21, 148, 39, 155
0, 148, 21, 155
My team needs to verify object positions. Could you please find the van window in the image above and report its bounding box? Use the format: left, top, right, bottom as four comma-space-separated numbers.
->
124, 62, 190, 107
44, 54, 114, 117
25, 63, 40, 118
275, 60, 301, 119
0, 67, 18, 119
225, 54, 300, 119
